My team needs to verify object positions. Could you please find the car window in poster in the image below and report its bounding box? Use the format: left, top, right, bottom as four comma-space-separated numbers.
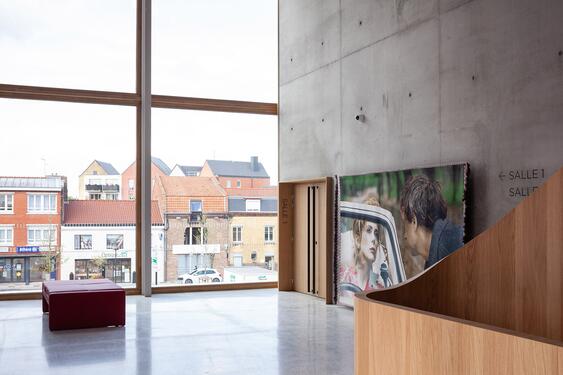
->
336, 164, 468, 307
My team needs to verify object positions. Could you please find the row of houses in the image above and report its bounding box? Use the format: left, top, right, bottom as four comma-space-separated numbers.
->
0, 157, 278, 286
80, 156, 270, 201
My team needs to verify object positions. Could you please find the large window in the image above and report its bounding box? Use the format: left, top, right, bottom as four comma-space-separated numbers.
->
0, 1, 277, 296
74, 235, 92, 250
106, 234, 124, 250
0, 0, 136, 91
27, 194, 57, 213
153, 0, 277, 102
0, 194, 13, 214
27, 225, 56, 246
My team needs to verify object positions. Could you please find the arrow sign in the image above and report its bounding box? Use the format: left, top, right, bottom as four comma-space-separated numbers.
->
498, 171, 506, 181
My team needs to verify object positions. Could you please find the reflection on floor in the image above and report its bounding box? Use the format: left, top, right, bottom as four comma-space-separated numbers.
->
0, 289, 353, 375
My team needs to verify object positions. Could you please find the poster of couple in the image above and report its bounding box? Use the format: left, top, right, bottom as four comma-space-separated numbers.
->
337, 164, 468, 307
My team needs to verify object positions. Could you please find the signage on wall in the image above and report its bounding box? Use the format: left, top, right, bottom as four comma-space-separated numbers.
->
498, 168, 546, 198
0, 247, 9, 253
101, 251, 128, 258
16, 246, 40, 253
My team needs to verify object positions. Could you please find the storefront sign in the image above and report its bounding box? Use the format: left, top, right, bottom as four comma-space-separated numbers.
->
17, 246, 40, 253
0, 247, 9, 253
101, 251, 128, 258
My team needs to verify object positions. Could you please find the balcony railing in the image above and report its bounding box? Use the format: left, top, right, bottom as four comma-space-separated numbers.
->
85, 184, 120, 192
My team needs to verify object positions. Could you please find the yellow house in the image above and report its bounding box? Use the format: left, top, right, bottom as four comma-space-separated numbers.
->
78, 160, 121, 200
229, 214, 277, 270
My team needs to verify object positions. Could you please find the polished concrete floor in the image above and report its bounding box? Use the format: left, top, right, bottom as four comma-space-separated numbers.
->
0, 289, 354, 375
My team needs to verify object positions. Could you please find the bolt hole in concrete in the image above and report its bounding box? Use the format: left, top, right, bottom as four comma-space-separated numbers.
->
360, 106, 363, 111
290, 127, 294, 131
321, 41, 324, 46
408, 92, 412, 98
559, 50, 562, 56
321, 118, 325, 123
472, 75, 476, 81
290, 57, 293, 62
359, 20, 363, 26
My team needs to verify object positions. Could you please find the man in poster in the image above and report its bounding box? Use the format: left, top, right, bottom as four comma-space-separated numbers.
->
399, 175, 464, 269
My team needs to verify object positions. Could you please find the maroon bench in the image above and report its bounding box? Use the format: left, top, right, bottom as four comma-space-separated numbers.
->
42, 279, 126, 331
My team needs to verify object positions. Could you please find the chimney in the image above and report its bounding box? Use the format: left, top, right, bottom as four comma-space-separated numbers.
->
250, 156, 259, 171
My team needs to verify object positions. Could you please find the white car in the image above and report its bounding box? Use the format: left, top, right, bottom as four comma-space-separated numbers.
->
178, 268, 223, 284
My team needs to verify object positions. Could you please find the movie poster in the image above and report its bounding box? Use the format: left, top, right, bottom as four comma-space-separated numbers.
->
336, 164, 468, 306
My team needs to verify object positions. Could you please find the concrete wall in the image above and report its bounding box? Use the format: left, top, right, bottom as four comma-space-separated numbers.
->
279, 0, 563, 234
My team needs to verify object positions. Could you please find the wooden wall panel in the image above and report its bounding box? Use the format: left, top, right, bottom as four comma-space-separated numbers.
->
355, 298, 562, 375
365, 169, 562, 341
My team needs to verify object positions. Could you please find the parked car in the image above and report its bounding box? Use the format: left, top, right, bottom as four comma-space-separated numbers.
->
177, 268, 223, 284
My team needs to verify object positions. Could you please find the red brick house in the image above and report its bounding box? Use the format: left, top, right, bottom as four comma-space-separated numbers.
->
152, 175, 229, 282
121, 157, 172, 200
0, 176, 66, 284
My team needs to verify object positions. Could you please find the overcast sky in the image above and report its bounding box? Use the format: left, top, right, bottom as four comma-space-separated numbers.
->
0, 0, 278, 198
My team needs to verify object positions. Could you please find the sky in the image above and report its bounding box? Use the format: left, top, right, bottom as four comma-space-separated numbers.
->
0, 0, 278, 198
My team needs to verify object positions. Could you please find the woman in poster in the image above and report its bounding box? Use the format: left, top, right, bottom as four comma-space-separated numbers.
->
339, 196, 392, 291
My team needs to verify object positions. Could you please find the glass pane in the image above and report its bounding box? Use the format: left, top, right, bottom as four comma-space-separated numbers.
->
0, 0, 136, 92
0, 99, 136, 293
153, 0, 278, 102
151, 109, 278, 287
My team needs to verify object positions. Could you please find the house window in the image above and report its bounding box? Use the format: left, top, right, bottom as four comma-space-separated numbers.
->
251, 251, 257, 262
106, 193, 119, 200
184, 227, 204, 245
236, 180, 241, 188
106, 234, 124, 249
190, 200, 202, 212
264, 225, 274, 243
226, 180, 231, 188
89, 193, 102, 200
27, 194, 57, 213
0, 226, 14, 246
245, 199, 260, 212
74, 235, 92, 250
128, 179, 135, 189
232, 226, 242, 243
0, 194, 14, 214
28, 225, 56, 246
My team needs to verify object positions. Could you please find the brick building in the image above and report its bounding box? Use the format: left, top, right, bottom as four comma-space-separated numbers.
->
0, 176, 66, 284
121, 156, 172, 200
226, 187, 278, 270
152, 175, 229, 282
200, 156, 271, 189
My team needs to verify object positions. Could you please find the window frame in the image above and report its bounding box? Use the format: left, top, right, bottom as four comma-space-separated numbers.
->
74, 234, 93, 250
27, 225, 57, 246
106, 234, 124, 250
232, 225, 243, 244
264, 225, 274, 243
245, 199, 260, 212
0, 0, 278, 298
190, 199, 203, 213
0, 225, 14, 246
27, 193, 57, 214
0, 193, 14, 214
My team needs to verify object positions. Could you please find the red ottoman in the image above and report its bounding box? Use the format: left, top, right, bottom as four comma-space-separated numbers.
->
42, 279, 126, 331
